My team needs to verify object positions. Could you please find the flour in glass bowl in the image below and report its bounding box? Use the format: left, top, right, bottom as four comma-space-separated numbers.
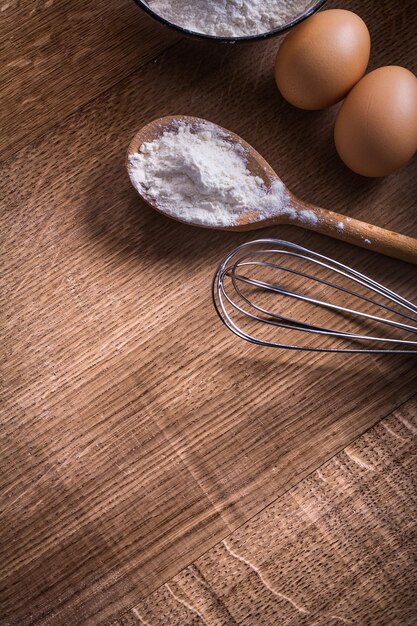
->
145, 0, 312, 37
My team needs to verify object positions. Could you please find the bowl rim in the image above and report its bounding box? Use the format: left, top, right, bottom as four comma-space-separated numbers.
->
132, 0, 329, 43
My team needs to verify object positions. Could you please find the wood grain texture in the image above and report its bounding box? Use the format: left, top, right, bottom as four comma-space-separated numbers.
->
0, 0, 178, 161
115, 398, 417, 626
1, 0, 416, 624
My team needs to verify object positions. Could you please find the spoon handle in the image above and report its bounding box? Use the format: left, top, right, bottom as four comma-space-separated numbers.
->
289, 201, 417, 265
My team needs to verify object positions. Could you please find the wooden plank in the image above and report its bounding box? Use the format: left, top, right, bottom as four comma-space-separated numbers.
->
1, 1, 416, 624
116, 398, 417, 626
0, 0, 179, 161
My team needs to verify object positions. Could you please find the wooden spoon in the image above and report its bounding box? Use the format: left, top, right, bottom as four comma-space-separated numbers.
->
127, 116, 417, 265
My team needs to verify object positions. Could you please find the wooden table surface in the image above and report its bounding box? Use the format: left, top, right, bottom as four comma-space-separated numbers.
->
1, 1, 416, 624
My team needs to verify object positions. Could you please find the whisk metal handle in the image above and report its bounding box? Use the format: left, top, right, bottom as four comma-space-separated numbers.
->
288, 199, 417, 265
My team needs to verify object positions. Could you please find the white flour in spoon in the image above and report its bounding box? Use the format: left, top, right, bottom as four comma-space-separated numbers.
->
128, 120, 290, 227
146, 0, 311, 37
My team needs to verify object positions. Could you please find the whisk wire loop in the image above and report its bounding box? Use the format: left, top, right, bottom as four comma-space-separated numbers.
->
212, 239, 417, 354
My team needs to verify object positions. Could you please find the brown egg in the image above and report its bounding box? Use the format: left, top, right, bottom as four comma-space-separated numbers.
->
334, 66, 417, 177
275, 9, 370, 110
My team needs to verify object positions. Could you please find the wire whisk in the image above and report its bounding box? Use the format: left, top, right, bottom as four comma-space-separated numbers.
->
212, 239, 417, 353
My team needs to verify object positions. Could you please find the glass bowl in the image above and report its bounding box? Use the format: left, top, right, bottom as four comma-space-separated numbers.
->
132, 0, 328, 43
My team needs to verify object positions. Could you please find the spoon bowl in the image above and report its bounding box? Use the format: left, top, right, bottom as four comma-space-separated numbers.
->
127, 115, 287, 230
127, 116, 417, 264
